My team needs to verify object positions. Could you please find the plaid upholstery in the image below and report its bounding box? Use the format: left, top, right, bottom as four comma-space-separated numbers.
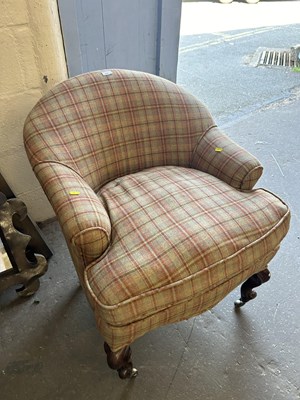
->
24, 69, 215, 192
94, 245, 279, 351
191, 127, 263, 190
23, 70, 290, 353
33, 162, 111, 279
85, 167, 289, 333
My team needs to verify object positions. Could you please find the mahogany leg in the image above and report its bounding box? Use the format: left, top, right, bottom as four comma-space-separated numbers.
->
104, 342, 138, 379
234, 268, 271, 308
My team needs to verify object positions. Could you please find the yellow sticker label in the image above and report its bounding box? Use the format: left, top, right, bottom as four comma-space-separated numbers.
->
69, 191, 80, 195
215, 147, 223, 152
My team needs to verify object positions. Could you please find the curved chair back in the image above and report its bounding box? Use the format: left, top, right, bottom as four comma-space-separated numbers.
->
24, 69, 214, 191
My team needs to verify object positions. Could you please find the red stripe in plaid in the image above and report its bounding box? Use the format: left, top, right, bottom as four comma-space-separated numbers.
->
34, 162, 111, 275
94, 246, 279, 352
23, 70, 290, 353
24, 69, 215, 192
191, 126, 263, 190
85, 166, 290, 328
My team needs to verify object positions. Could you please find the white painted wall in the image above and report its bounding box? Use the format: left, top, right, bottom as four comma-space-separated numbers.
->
0, 0, 67, 221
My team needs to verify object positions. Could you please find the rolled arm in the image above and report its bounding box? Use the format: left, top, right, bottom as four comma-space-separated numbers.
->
34, 162, 111, 265
191, 126, 263, 190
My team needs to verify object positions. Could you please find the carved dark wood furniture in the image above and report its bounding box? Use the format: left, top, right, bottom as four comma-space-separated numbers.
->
0, 189, 49, 297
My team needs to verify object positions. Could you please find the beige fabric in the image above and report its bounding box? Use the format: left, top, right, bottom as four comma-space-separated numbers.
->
23, 70, 290, 352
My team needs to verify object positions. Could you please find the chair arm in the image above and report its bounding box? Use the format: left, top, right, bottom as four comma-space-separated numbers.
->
190, 126, 263, 190
34, 162, 111, 264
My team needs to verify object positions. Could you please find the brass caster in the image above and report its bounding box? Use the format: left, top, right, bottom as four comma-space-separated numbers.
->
118, 365, 138, 379
235, 268, 270, 308
104, 342, 138, 379
235, 290, 257, 308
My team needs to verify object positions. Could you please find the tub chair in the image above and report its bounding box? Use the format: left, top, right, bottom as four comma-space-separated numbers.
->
23, 69, 290, 378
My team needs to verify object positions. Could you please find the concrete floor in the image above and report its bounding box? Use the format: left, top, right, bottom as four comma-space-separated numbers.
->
1, 98, 300, 400
1, 5, 300, 400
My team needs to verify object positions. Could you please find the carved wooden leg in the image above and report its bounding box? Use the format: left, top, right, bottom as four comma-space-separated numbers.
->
104, 342, 138, 379
0, 195, 47, 297
234, 268, 271, 308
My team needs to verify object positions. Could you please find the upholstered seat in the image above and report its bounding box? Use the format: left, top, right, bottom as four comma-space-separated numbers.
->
23, 69, 290, 378
88, 165, 288, 346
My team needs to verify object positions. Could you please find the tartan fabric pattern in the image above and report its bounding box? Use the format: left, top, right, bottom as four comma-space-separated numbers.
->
23, 69, 264, 264
24, 69, 215, 192
33, 161, 111, 274
23, 69, 291, 353
191, 127, 263, 190
94, 246, 279, 351
85, 166, 290, 332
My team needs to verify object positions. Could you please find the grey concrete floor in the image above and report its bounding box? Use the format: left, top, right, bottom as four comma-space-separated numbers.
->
1, 3, 300, 399
1, 99, 300, 400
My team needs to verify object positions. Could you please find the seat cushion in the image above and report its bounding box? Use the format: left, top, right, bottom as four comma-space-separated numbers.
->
85, 166, 290, 327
